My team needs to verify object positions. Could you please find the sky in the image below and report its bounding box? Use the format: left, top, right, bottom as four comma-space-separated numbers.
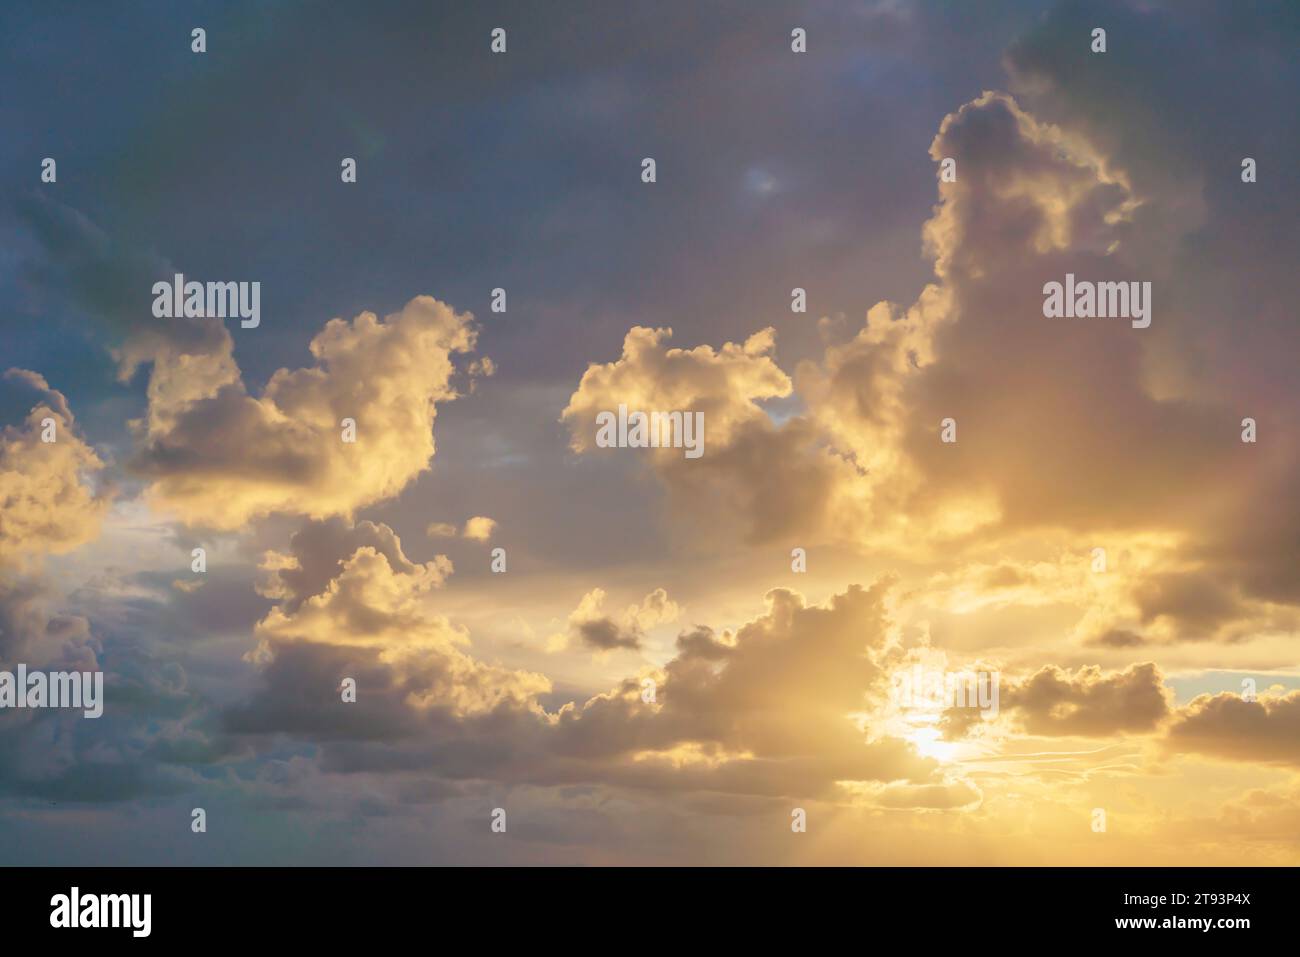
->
1, 0, 1298, 865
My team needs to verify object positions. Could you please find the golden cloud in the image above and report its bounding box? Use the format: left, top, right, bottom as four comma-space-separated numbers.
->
131, 296, 480, 529
0, 370, 109, 564
250, 521, 548, 719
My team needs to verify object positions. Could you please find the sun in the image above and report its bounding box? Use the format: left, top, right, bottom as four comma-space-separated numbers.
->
905, 725, 964, 762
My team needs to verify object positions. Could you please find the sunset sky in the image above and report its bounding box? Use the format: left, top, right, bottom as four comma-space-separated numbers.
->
1, 0, 1298, 865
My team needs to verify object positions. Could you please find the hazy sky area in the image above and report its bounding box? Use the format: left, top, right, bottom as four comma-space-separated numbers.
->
1, 0, 1297, 864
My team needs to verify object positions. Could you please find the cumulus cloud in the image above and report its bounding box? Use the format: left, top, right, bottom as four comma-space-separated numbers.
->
241, 520, 548, 724
256, 517, 451, 613
1000, 663, 1172, 736
9, 0, 1298, 861
131, 296, 481, 529
562, 83, 1300, 648
229, 566, 962, 805
563, 90, 1160, 551
797, 90, 1228, 553
999, 2, 1300, 614
564, 325, 791, 454
550, 580, 962, 802
1165, 690, 1300, 765
0, 369, 109, 564
562, 326, 864, 543
0, 362, 231, 804
551, 586, 680, 652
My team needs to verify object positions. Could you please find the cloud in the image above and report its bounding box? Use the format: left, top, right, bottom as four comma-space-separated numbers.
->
562, 326, 864, 543
559, 83, 1300, 650
1000, 663, 1172, 737
0, 575, 96, 670
462, 516, 496, 542
428, 516, 498, 542
1165, 690, 1300, 765
257, 517, 451, 613
238, 520, 549, 730
846, 779, 983, 811
131, 296, 481, 529
7, 0, 1298, 861
1130, 571, 1248, 639
0, 365, 231, 804
563, 326, 792, 454
551, 580, 950, 799
797, 90, 1216, 552
562, 90, 1157, 552
552, 586, 680, 652
14, 196, 239, 434
0, 572, 235, 803
1000, 1, 1300, 611
229, 565, 953, 804
0, 370, 109, 564
15, 195, 226, 355
1087, 628, 1145, 649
